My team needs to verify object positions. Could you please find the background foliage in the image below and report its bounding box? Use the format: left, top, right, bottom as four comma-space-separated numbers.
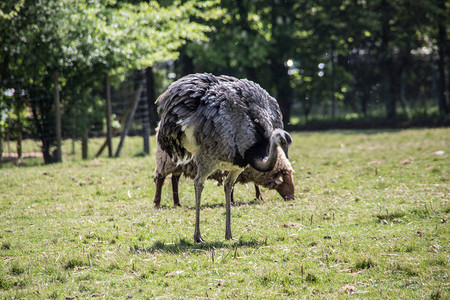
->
0, 0, 448, 162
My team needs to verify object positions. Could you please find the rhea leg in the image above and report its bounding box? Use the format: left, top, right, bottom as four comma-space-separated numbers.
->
193, 159, 217, 243
193, 176, 205, 243
224, 170, 241, 240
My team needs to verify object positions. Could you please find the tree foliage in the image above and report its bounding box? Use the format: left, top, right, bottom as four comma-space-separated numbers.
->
176, 0, 448, 123
0, 0, 448, 161
0, 0, 222, 162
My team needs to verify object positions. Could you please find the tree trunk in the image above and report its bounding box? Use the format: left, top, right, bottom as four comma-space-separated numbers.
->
270, 0, 293, 126
0, 114, 2, 162
361, 91, 369, 117
30, 95, 55, 164
380, 0, 396, 119
178, 46, 195, 76
269, 58, 292, 126
115, 84, 144, 158
303, 95, 312, 120
81, 130, 88, 160
145, 67, 159, 132
382, 68, 395, 118
6, 129, 10, 155
13, 101, 23, 161
53, 70, 62, 162
330, 48, 337, 120
236, 0, 258, 82
437, 0, 448, 116
105, 73, 113, 157
399, 71, 409, 119
71, 139, 75, 155
16, 130, 22, 161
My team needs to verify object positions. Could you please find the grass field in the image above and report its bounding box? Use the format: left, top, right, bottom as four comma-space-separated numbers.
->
0, 128, 448, 299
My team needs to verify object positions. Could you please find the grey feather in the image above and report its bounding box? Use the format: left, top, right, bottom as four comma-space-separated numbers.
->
155, 73, 291, 242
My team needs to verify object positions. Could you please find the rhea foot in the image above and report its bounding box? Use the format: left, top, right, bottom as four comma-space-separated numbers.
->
225, 230, 233, 241
194, 232, 204, 243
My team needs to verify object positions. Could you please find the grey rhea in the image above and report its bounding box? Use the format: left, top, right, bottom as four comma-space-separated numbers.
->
156, 73, 292, 242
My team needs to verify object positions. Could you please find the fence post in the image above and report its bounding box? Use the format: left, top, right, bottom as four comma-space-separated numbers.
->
81, 130, 88, 160
142, 71, 150, 155
53, 70, 62, 163
0, 114, 2, 162
15, 102, 23, 161
105, 73, 113, 157
114, 83, 144, 158
143, 124, 150, 155
145, 66, 158, 132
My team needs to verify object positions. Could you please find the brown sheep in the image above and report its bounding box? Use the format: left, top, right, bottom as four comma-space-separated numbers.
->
153, 145, 294, 207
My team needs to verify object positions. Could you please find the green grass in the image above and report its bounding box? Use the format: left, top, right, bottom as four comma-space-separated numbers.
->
1, 128, 449, 298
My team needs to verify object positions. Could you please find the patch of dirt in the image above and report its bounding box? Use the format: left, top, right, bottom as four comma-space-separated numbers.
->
2, 152, 43, 158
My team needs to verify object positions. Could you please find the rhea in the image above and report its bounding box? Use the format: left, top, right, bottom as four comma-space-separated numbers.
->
156, 73, 292, 242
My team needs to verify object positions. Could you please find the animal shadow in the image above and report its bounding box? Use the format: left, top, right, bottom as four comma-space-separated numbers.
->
185, 198, 264, 210
131, 237, 267, 255
152, 198, 262, 210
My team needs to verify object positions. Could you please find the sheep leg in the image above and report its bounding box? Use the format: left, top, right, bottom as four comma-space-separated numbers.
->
254, 184, 264, 201
224, 170, 241, 240
154, 175, 166, 208
171, 174, 182, 207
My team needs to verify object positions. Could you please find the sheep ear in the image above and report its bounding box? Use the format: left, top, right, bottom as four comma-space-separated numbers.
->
274, 174, 284, 185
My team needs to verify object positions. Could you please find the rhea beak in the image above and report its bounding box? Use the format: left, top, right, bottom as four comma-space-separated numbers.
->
283, 132, 292, 159
282, 145, 289, 159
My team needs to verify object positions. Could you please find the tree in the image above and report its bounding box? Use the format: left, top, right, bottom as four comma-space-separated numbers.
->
176, 0, 295, 125
361, 0, 446, 119
435, 0, 449, 116
290, 0, 447, 121
0, 0, 221, 163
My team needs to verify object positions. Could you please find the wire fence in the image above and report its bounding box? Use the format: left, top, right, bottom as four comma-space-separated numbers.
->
111, 76, 151, 137
1, 72, 154, 162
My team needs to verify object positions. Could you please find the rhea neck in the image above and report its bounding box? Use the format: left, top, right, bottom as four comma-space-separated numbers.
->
249, 133, 282, 172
